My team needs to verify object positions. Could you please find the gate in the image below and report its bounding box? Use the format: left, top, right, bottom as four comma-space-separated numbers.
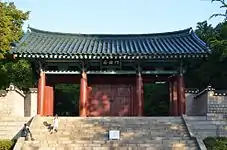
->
87, 84, 135, 116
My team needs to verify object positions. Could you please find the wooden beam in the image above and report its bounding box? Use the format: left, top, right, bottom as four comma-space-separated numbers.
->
44, 70, 178, 75
47, 74, 81, 84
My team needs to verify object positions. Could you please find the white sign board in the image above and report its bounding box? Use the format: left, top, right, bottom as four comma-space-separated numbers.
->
109, 130, 120, 140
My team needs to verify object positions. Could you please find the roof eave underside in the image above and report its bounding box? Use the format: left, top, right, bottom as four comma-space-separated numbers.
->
13, 53, 210, 60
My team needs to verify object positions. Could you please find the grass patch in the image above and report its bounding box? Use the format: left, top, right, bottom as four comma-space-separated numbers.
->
0, 139, 17, 150
204, 137, 227, 150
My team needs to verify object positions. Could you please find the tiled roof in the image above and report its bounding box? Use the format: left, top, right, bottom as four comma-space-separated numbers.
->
11, 27, 210, 59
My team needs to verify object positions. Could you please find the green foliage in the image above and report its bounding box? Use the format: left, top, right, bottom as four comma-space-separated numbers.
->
186, 1, 227, 89
0, 139, 15, 150
54, 84, 80, 116
0, 59, 34, 90
144, 83, 169, 116
0, 2, 29, 59
195, 21, 217, 42
185, 21, 227, 89
0, 2, 33, 90
204, 137, 227, 150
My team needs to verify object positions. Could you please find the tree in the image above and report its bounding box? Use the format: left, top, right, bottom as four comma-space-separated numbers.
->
185, 20, 227, 89
0, 2, 29, 59
210, 0, 227, 21
0, 2, 34, 89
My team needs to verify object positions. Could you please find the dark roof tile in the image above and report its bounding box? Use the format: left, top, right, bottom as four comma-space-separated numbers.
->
11, 27, 210, 58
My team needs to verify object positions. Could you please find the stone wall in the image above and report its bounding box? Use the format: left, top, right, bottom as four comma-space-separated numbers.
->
207, 90, 227, 114
0, 84, 37, 117
24, 88, 37, 117
185, 89, 199, 116
185, 86, 227, 118
185, 88, 208, 116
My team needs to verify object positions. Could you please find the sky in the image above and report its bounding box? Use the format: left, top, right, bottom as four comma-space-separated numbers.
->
4, 0, 226, 34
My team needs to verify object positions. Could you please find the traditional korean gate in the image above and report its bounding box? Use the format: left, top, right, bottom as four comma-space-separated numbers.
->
87, 84, 134, 116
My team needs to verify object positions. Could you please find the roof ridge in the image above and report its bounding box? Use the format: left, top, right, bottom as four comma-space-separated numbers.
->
28, 27, 192, 37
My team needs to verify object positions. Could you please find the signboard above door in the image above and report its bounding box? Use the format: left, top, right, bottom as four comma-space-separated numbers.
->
101, 59, 121, 68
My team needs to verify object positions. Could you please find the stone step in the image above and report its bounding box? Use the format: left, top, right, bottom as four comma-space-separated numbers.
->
37, 118, 184, 124
29, 136, 192, 141
24, 117, 197, 149
31, 133, 189, 138
0, 131, 21, 135
31, 128, 188, 132
0, 117, 30, 121
33, 128, 187, 132
22, 145, 198, 150
0, 117, 31, 140
31, 131, 188, 135
0, 122, 28, 125
0, 136, 15, 140
25, 139, 196, 144
30, 133, 189, 138
35, 125, 186, 127
0, 127, 25, 132
22, 144, 198, 150
37, 121, 185, 124
31, 129, 188, 133
21, 145, 198, 150
38, 122, 185, 126
31, 136, 190, 141
23, 140, 197, 148
54, 123, 187, 126
33, 126, 187, 130
0, 125, 24, 130
32, 132, 189, 136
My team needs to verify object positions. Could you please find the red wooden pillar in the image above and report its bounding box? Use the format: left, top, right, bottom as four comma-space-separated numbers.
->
43, 85, 54, 116
37, 70, 46, 116
177, 74, 186, 115
80, 71, 88, 117
136, 71, 144, 116
169, 81, 173, 116
172, 78, 178, 116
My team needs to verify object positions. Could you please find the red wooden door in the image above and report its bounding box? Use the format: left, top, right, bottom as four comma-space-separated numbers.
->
43, 86, 54, 116
87, 84, 134, 116
110, 84, 133, 116
87, 84, 111, 116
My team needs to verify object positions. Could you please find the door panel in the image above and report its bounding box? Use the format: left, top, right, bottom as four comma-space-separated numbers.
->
111, 84, 133, 116
44, 86, 54, 116
87, 84, 111, 116
87, 84, 135, 116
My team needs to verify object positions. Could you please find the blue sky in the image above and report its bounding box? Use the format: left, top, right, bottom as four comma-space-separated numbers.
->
5, 0, 226, 34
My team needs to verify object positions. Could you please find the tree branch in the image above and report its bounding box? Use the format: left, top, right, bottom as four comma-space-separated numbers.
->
209, 13, 226, 19
211, 0, 227, 7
